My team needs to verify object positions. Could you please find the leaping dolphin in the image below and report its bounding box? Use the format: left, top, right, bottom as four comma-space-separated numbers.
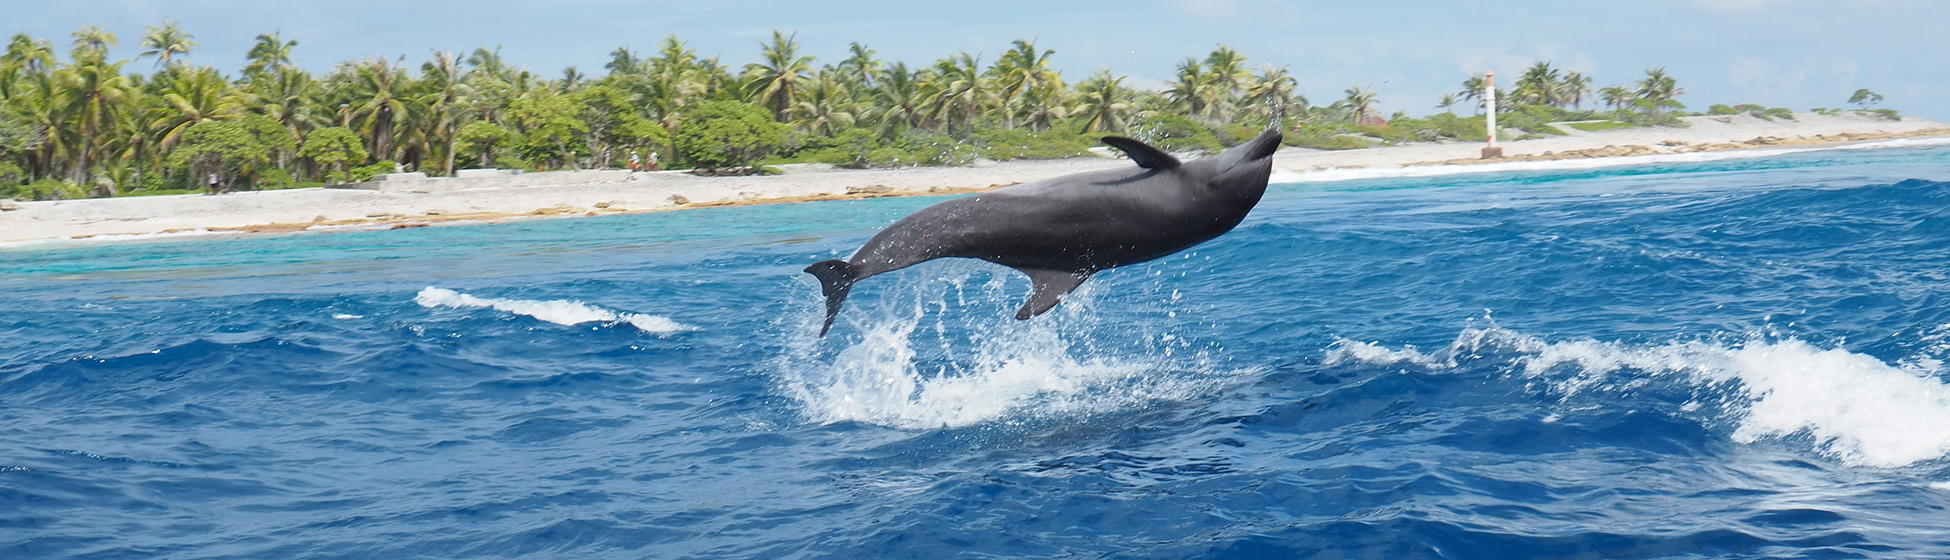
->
805, 129, 1283, 335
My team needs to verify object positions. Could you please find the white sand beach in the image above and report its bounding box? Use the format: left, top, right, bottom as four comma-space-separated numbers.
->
2, 112, 1944, 245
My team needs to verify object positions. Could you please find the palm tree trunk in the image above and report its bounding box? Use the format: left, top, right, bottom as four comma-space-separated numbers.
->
557, 140, 580, 171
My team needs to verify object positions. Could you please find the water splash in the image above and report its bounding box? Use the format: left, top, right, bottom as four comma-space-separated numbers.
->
414, 287, 692, 334
773, 263, 1236, 430
1331, 326, 1950, 468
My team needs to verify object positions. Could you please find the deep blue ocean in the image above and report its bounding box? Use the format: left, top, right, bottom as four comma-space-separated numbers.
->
8, 141, 1950, 558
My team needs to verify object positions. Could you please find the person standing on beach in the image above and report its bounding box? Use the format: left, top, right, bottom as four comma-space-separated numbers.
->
629, 150, 642, 172
647, 151, 660, 171
207, 172, 220, 194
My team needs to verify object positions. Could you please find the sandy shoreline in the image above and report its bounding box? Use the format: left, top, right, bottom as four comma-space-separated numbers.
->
2, 112, 1944, 245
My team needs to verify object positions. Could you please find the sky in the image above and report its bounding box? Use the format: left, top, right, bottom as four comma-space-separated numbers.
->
10, 0, 1949, 120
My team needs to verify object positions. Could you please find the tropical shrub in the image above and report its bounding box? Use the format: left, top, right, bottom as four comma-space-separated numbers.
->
167, 121, 273, 191
973, 128, 1091, 160
1566, 120, 1634, 132
674, 101, 789, 172
910, 136, 981, 166
1420, 113, 1489, 141
1860, 109, 1901, 121
864, 147, 910, 167
1495, 104, 1575, 135
1355, 124, 1424, 144
1709, 104, 1797, 121
0, 160, 22, 187
350, 161, 397, 182
455, 121, 516, 169
1292, 135, 1376, 150
1216, 124, 1264, 147
18, 178, 87, 201
300, 126, 369, 183
257, 167, 299, 190
800, 128, 886, 168
1129, 113, 1220, 154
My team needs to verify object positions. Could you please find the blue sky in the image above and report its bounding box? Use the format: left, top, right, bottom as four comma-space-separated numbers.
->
14, 0, 1948, 120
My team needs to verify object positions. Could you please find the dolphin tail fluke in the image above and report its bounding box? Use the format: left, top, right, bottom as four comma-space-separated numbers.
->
805, 259, 859, 336
1015, 269, 1093, 320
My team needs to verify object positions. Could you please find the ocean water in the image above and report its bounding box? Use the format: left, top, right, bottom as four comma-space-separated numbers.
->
7, 142, 1950, 558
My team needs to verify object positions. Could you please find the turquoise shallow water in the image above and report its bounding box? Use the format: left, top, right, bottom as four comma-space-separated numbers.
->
7, 143, 1950, 558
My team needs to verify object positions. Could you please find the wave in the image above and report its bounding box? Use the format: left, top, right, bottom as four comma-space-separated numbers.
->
1270, 136, 1950, 184
413, 287, 692, 334
1328, 326, 1950, 468
772, 266, 1238, 430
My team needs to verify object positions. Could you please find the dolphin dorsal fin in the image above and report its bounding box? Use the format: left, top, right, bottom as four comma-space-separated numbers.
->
1100, 136, 1180, 170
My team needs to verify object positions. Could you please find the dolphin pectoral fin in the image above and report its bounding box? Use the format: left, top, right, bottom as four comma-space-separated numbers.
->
1100, 136, 1181, 170
1015, 269, 1093, 320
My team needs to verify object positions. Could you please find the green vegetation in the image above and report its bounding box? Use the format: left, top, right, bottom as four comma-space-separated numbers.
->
0, 22, 1913, 200
1707, 104, 1796, 121
673, 100, 788, 173
1565, 120, 1634, 133
1849, 88, 1884, 110
1863, 108, 1901, 121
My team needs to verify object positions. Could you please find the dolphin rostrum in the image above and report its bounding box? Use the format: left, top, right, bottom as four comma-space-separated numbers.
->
804, 129, 1283, 335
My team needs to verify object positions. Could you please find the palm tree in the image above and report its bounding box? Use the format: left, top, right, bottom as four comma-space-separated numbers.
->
604, 46, 641, 77
645, 36, 707, 127
1437, 93, 1459, 114
138, 19, 197, 68
793, 70, 855, 135
742, 30, 815, 121
58, 50, 135, 184
1561, 71, 1592, 110
921, 51, 992, 137
148, 66, 243, 152
466, 46, 511, 81
1018, 85, 1068, 132
1166, 57, 1218, 121
244, 33, 297, 77
420, 50, 469, 175
4, 33, 56, 76
1598, 85, 1632, 111
1240, 65, 1301, 126
1634, 67, 1683, 118
13, 72, 70, 181
243, 67, 318, 169
2, 34, 55, 101
1203, 45, 1249, 121
868, 61, 924, 137
989, 38, 1058, 129
1514, 61, 1560, 106
70, 25, 117, 56
1458, 74, 1486, 111
836, 42, 881, 93
348, 55, 417, 161
1073, 69, 1133, 133
1343, 86, 1380, 125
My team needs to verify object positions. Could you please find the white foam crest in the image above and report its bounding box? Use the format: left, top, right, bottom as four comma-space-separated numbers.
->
1333, 327, 1950, 468
413, 287, 691, 334
1269, 136, 1950, 185
1324, 339, 1445, 368
776, 266, 1230, 430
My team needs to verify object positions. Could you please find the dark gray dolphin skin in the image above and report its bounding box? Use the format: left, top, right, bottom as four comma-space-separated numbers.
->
804, 128, 1284, 335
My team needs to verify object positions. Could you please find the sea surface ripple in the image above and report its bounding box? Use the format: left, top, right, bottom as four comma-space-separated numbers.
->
7, 145, 1950, 558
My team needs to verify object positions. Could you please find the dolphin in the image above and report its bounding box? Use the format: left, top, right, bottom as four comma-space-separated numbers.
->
804, 129, 1283, 335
